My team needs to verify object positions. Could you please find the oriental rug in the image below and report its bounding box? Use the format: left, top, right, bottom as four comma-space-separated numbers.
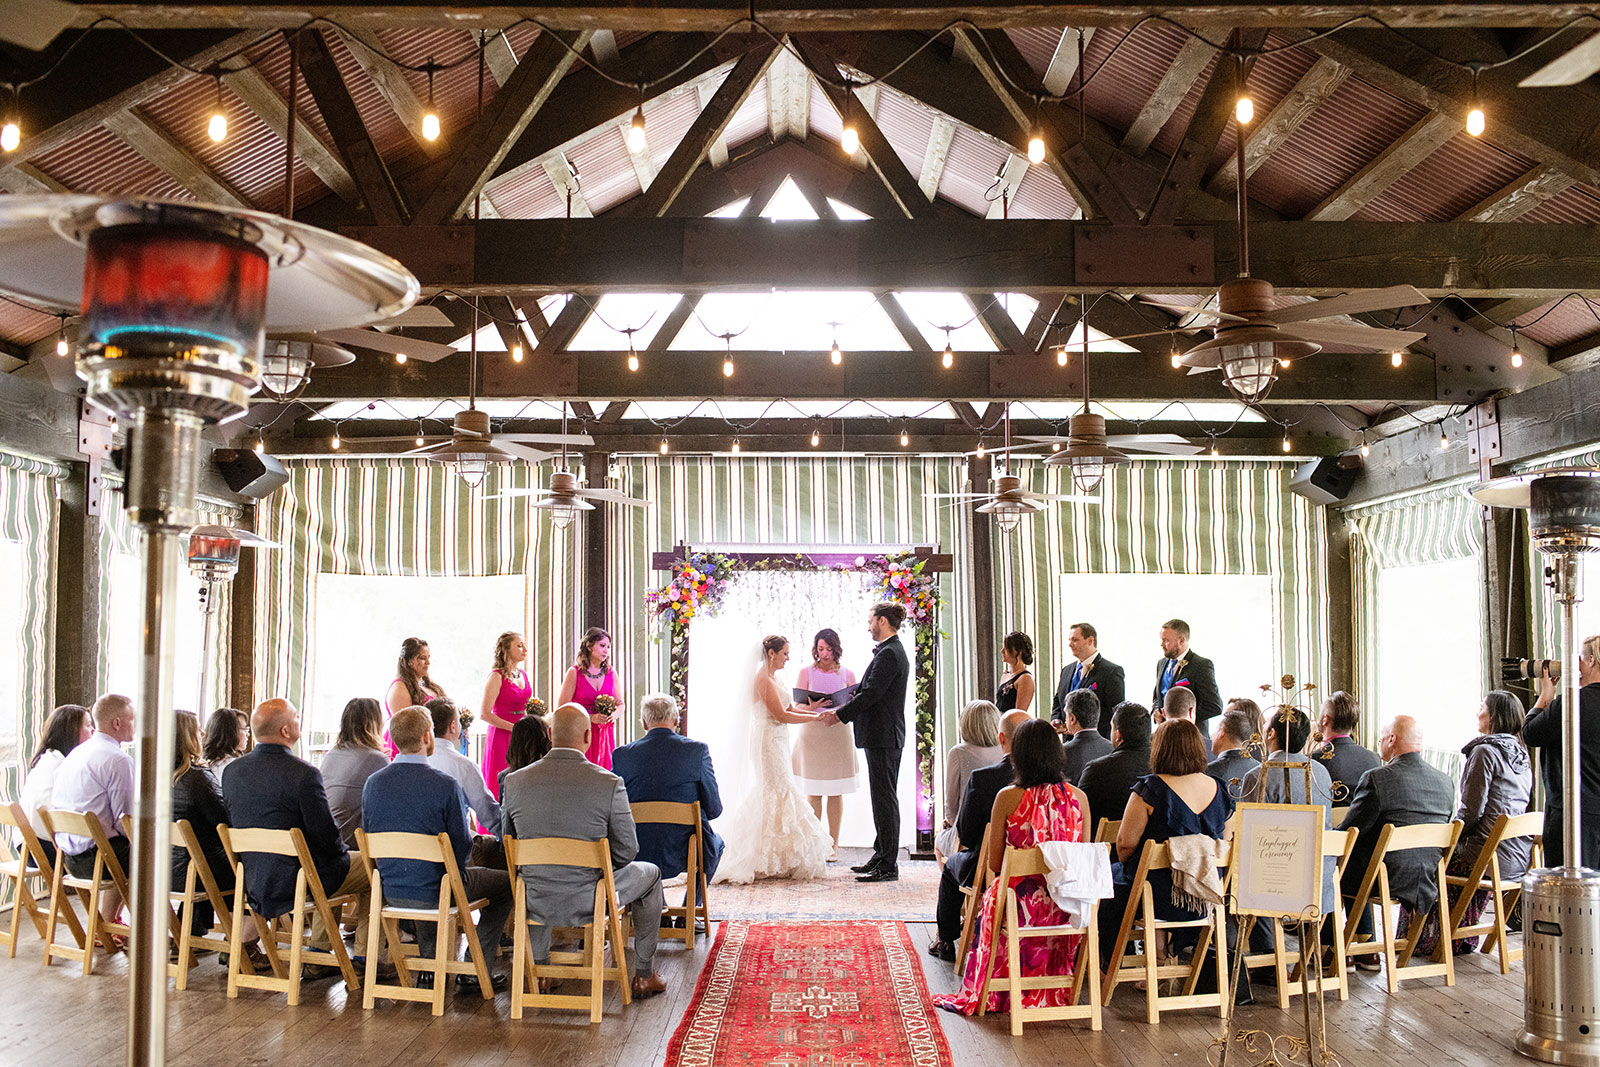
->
665, 921, 953, 1067
708, 849, 938, 921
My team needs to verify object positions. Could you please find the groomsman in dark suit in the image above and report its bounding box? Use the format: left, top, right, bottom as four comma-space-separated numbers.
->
1051, 622, 1126, 739
1312, 690, 1381, 804
1152, 618, 1222, 737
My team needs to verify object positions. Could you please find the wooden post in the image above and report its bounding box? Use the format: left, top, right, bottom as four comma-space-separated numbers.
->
583, 451, 608, 631
967, 453, 996, 698
1481, 503, 1528, 692
53, 461, 103, 707
1324, 508, 1354, 692
228, 543, 257, 712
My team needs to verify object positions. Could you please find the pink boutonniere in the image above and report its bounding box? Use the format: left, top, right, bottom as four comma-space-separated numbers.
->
1088, 682, 1098, 690
1175, 679, 1191, 688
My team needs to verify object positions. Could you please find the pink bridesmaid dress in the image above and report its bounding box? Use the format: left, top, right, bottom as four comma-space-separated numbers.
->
481, 668, 531, 799
384, 680, 441, 759
573, 669, 619, 769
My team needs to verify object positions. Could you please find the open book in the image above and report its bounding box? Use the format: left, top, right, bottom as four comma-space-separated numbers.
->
792, 683, 859, 708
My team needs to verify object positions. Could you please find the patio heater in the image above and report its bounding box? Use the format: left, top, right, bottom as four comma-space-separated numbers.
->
1473, 468, 1600, 1066
185, 524, 278, 717
0, 195, 417, 1067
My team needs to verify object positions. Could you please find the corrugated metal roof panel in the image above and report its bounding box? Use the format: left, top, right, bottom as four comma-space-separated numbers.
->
567, 125, 641, 216
937, 124, 1011, 216
1520, 182, 1600, 224
808, 76, 844, 145
240, 37, 337, 154
33, 123, 193, 201
486, 163, 564, 218
1354, 132, 1535, 222
633, 80, 712, 162
0, 299, 60, 346
1007, 27, 1068, 78
721, 75, 773, 151
1518, 296, 1600, 349
1079, 24, 1192, 141
1247, 76, 1427, 218
1010, 165, 1078, 219
873, 87, 938, 181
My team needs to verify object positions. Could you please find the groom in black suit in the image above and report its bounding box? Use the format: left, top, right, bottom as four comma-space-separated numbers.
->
820, 601, 911, 883
1151, 618, 1222, 736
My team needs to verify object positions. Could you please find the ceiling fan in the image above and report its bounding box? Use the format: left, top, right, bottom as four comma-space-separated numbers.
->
484, 403, 647, 527
1141, 67, 1428, 401
316, 303, 460, 363
927, 403, 1098, 531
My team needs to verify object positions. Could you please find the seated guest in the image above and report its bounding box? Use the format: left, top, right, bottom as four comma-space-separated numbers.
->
1207, 709, 1260, 792
51, 694, 136, 927
171, 710, 258, 945
1052, 621, 1125, 738
612, 693, 725, 881
362, 707, 511, 992
497, 715, 552, 800
1314, 690, 1380, 805
1525, 638, 1600, 869
928, 709, 1031, 961
223, 698, 369, 960
935, 700, 1003, 856
933, 718, 1090, 1015
1337, 714, 1454, 963
1100, 718, 1234, 965
18, 703, 92, 866
1078, 702, 1153, 839
321, 697, 390, 849
501, 703, 667, 999
1411, 690, 1534, 957
202, 707, 251, 785
1060, 690, 1112, 784
424, 698, 503, 836
1226, 696, 1265, 747
1243, 708, 1338, 917
1157, 686, 1212, 758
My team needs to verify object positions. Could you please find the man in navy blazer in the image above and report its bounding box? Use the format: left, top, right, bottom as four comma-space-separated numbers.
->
1051, 622, 1126, 739
612, 693, 725, 880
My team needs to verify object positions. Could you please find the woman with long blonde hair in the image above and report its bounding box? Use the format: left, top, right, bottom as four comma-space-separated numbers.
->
480, 630, 532, 798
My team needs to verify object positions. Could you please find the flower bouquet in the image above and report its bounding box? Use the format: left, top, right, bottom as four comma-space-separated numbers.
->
592, 694, 619, 723
524, 695, 547, 718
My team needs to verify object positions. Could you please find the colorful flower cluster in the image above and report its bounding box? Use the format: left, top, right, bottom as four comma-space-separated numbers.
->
646, 551, 734, 629
523, 696, 547, 717
861, 552, 941, 626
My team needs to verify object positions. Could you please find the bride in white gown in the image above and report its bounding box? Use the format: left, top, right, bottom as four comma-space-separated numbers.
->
713, 635, 835, 884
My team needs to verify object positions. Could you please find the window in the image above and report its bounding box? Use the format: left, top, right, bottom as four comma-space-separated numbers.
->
1375, 556, 1483, 755
1053, 572, 1280, 715
308, 573, 528, 744
104, 546, 209, 713
0, 539, 21, 756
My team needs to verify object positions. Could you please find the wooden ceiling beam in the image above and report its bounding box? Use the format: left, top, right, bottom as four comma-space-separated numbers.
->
342, 216, 1600, 298
1122, 35, 1217, 156
334, 27, 450, 157
102, 109, 253, 207
1206, 55, 1349, 200
1146, 28, 1267, 226
0, 163, 69, 193
411, 29, 593, 225
1024, 294, 1071, 352
297, 27, 409, 224
1456, 165, 1575, 222
220, 63, 359, 202
481, 294, 529, 356
1305, 110, 1456, 221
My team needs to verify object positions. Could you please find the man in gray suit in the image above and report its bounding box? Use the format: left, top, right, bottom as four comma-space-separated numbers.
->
501, 703, 668, 999
1060, 689, 1112, 784
1206, 709, 1260, 792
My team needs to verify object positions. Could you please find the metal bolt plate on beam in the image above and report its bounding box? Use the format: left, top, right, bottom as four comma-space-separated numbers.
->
1466, 399, 1501, 481
1073, 225, 1213, 288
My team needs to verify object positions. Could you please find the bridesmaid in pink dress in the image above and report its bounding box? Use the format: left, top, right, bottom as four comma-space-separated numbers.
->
383, 637, 446, 758
479, 631, 531, 799
557, 627, 625, 769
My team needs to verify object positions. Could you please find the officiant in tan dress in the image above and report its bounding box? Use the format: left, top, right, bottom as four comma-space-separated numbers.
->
791, 628, 859, 860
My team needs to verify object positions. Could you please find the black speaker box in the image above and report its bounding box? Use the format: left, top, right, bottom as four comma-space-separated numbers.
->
1288, 457, 1358, 506
213, 448, 288, 499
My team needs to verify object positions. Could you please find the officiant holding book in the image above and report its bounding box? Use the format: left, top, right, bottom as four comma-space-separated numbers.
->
792, 628, 858, 861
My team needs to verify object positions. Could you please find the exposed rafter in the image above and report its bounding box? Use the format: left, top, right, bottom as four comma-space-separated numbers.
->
1305, 110, 1455, 220
335, 27, 450, 157
102, 109, 253, 208
1206, 55, 1349, 199
1456, 165, 1575, 223
297, 27, 408, 224
1122, 35, 1216, 156
220, 62, 359, 202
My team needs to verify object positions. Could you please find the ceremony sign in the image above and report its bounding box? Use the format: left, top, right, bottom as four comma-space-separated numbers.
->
1233, 803, 1323, 920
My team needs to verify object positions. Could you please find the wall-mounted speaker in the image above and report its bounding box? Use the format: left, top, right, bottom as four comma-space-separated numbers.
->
1289, 457, 1358, 506
213, 448, 288, 499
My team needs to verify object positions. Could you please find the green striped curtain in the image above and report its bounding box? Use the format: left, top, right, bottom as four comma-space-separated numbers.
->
254, 458, 576, 716
1513, 444, 1600, 657
992, 458, 1329, 715
609, 456, 975, 752
1346, 479, 1483, 767
0, 451, 64, 801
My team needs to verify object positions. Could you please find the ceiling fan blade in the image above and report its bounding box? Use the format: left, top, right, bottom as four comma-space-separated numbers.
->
962, 442, 1043, 457
1, 0, 77, 50
1267, 285, 1430, 324
481, 487, 557, 499
1186, 363, 1220, 374
575, 488, 648, 508
378, 305, 456, 328
497, 433, 597, 446
925, 492, 992, 501
318, 328, 458, 363
1018, 435, 1072, 445
499, 442, 556, 463
1139, 299, 1247, 323
401, 441, 448, 456
1280, 322, 1426, 349
1519, 32, 1600, 86
1022, 491, 1102, 504
1107, 436, 1205, 456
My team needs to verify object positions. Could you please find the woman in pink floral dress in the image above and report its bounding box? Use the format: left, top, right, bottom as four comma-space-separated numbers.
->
556, 627, 626, 769
934, 718, 1088, 1015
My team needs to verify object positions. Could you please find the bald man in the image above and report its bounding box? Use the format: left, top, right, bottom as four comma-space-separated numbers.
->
222, 698, 371, 971
501, 703, 668, 999
1337, 714, 1455, 954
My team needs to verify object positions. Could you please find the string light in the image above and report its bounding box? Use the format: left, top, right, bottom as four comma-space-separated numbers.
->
1235, 56, 1254, 125
253, 435, 264, 455
723, 356, 735, 377
899, 425, 910, 447
207, 73, 227, 143
1281, 431, 1291, 453
1170, 334, 1182, 369
830, 336, 842, 365
1211, 442, 1221, 457
1057, 346, 1069, 367
627, 89, 647, 152
810, 426, 820, 447
1026, 101, 1046, 164
1390, 350, 1403, 367
975, 440, 986, 458
415, 421, 425, 448
1439, 424, 1450, 450
1510, 328, 1523, 368
1360, 431, 1370, 458
1466, 65, 1485, 137
730, 438, 741, 454
331, 426, 341, 450
942, 330, 954, 370
1050, 442, 1061, 452
395, 352, 408, 365
511, 342, 523, 363
840, 85, 860, 155
659, 438, 669, 454
0, 115, 18, 153
421, 61, 441, 141
55, 316, 68, 357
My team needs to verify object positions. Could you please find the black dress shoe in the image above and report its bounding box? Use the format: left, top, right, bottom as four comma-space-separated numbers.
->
850, 860, 881, 874
457, 972, 508, 994
857, 868, 899, 883
927, 940, 955, 961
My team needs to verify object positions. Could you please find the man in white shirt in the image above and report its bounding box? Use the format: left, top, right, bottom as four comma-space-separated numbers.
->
425, 699, 503, 836
50, 693, 136, 923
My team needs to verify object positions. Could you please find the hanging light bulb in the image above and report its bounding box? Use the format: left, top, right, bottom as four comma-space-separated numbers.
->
1235, 94, 1254, 125
627, 98, 648, 153
1170, 334, 1182, 369
1026, 123, 1046, 165
810, 426, 820, 447
840, 85, 860, 155
1211, 443, 1221, 457
254, 436, 264, 455
730, 438, 741, 454
331, 426, 341, 450
1281, 432, 1291, 453
659, 438, 669, 454
1057, 347, 1069, 367
1439, 425, 1450, 450
55, 317, 68, 357
415, 430, 425, 447
1466, 67, 1485, 137
1360, 440, 1370, 457
942, 332, 954, 369
1510, 330, 1523, 368
723, 356, 735, 377
206, 75, 228, 143
1278, 357, 1291, 368
830, 337, 842, 365
1391, 350, 1403, 367
1050, 441, 1061, 452
395, 351, 408, 365
975, 440, 986, 458
511, 342, 523, 363
900, 426, 910, 447
421, 61, 441, 141
0, 116, 19, 153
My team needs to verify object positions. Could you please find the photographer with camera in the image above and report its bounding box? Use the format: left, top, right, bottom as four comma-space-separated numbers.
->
1523, 635, 1600, 869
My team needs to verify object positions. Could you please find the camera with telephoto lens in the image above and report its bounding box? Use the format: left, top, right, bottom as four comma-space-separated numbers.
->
1501, 656, 1562, 683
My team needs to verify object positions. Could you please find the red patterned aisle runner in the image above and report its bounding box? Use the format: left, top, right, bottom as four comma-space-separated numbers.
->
665, 921, 954, 1067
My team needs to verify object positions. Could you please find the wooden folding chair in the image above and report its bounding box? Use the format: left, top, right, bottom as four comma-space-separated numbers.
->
974, 844, 1102, 1035
953, 822, 995, 973
1101, 838, 1234, 1024
1094, 819, 1121, 844
1438, 811, 1543, 973
629, 801, 710, 948
0, 802, 62, 958
1330, 806, 1351, 827
354, 829, 494, 1016
39, 809, 131, 974
1343, 820, 1463, 993
505, 836, 633, 1023
170, 819, 255, 990
217, 825, 362, 1005
1236, 826, 1357, 1007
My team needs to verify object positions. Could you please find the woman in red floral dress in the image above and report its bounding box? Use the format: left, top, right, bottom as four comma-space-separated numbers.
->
934, 718, 1089, 1015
